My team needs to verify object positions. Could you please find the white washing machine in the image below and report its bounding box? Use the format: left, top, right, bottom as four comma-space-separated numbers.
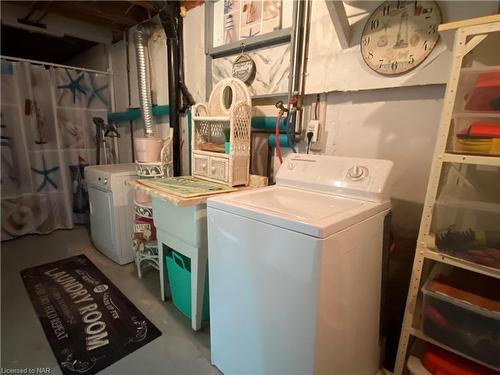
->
207, 153, 394, 375
85, 163, 136, 265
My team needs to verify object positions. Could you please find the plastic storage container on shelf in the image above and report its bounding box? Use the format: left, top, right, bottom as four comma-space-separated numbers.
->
432, 164, 500, 270
422, 344, 499, 375
451, 113, 500, 155
407, 356, 431, 375
451, 66, 500, 156
455, 66, 500, 113
165, 250, 209, 321
422, 266, 500, 370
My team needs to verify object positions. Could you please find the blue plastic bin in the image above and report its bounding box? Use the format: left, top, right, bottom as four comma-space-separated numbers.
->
165, 249, 209, 321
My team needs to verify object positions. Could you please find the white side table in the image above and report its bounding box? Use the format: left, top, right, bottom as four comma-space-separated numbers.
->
126, 175, 268, 331
152, 197, 208, 331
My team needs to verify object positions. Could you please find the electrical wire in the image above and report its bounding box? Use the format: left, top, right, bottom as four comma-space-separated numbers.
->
306, 131, 313, 154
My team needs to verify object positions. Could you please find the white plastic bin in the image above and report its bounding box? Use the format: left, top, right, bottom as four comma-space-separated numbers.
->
422, 267, 500, 370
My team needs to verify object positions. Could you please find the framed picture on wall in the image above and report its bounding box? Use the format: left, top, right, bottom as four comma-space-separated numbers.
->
214, 0, 287, 48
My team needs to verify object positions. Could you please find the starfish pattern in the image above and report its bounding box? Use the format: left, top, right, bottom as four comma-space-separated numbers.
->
57, 69, 88, 104
31, 165, 59, 192
87, 75, 109, 108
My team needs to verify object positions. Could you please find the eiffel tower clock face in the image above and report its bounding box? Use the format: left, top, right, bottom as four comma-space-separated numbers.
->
360, 1, 442, 75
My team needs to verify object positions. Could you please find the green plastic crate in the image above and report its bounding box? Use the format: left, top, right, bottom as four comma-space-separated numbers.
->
165, 250, 209, 321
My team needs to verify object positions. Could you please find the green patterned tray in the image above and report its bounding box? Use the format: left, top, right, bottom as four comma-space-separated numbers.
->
138, 176, 236, 198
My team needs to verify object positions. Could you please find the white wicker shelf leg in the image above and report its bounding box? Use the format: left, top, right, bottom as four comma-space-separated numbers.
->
132, 239, 160, 278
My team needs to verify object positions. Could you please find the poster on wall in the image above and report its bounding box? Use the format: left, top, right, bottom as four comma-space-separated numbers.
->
220, 0, 282, 45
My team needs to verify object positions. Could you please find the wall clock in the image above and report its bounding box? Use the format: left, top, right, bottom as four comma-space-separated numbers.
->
360, 1, 442, 75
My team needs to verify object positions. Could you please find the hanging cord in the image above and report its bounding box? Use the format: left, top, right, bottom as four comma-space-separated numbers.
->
274, 101, 289, 164
306, 131, 313, 154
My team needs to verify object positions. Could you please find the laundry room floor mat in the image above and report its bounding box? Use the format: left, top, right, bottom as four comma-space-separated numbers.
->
21, 254, 161, 375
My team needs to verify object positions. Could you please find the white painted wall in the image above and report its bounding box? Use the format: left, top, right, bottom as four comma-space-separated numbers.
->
184, 5, 206, 103
110, 40, 129, 113
298, 85, 445, 234
306, 1, 499, 93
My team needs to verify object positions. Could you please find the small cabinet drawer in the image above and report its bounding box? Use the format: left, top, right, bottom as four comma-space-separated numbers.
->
193, 155, 209, 176
208, 156, 229, 182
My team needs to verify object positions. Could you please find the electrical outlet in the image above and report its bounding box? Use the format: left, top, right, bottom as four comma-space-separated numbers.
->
307, 120, 320, 143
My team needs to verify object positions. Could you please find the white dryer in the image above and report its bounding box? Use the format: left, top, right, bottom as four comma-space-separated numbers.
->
207, 153, 394, 375
85, 163, 136, 265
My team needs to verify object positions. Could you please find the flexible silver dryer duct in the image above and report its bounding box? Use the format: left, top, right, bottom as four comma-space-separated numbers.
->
134, 22, 154, 137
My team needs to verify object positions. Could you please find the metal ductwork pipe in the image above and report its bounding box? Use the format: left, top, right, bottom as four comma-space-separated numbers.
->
134, 22, 155, 137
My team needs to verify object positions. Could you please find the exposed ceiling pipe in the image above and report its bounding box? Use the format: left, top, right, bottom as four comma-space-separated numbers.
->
297, 0, 313, 134
283, 0, 307, 150
134, 21, 155, 137
158, 1, 182, 176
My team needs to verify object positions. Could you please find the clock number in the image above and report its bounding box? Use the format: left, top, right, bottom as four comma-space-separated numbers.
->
423, 40, 429, 50
368, 51, 374, 60
428, 23, 437, 35
370, 19, 379, 30
379, 59, 384, 69
391, 61, 399, 71
362, 36, 370, 46
382, 5, 390, 16
408, 54, 415, 64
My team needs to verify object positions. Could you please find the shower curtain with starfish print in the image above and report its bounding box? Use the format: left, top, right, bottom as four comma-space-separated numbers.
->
1, 60, 110, 240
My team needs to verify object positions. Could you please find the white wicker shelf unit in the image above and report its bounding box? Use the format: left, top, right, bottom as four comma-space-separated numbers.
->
192, 78, 252, 186
133, 135, 173, 278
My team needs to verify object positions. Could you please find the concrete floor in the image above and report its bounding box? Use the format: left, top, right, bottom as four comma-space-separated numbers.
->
1, 226, 219, 375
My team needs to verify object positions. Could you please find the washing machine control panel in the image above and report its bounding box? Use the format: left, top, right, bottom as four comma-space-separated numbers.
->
347, 165, 369, 181
87, 171, 113, 190
276, 154, 393, 202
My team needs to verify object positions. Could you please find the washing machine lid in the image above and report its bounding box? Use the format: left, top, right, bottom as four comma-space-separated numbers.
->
85, 163, 136, 177
208, 186, 390, 238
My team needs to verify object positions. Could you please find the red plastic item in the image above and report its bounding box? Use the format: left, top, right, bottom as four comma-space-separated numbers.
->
464, 72, 500, 111
423, 345, 499, 375
457, 121, 500, 139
